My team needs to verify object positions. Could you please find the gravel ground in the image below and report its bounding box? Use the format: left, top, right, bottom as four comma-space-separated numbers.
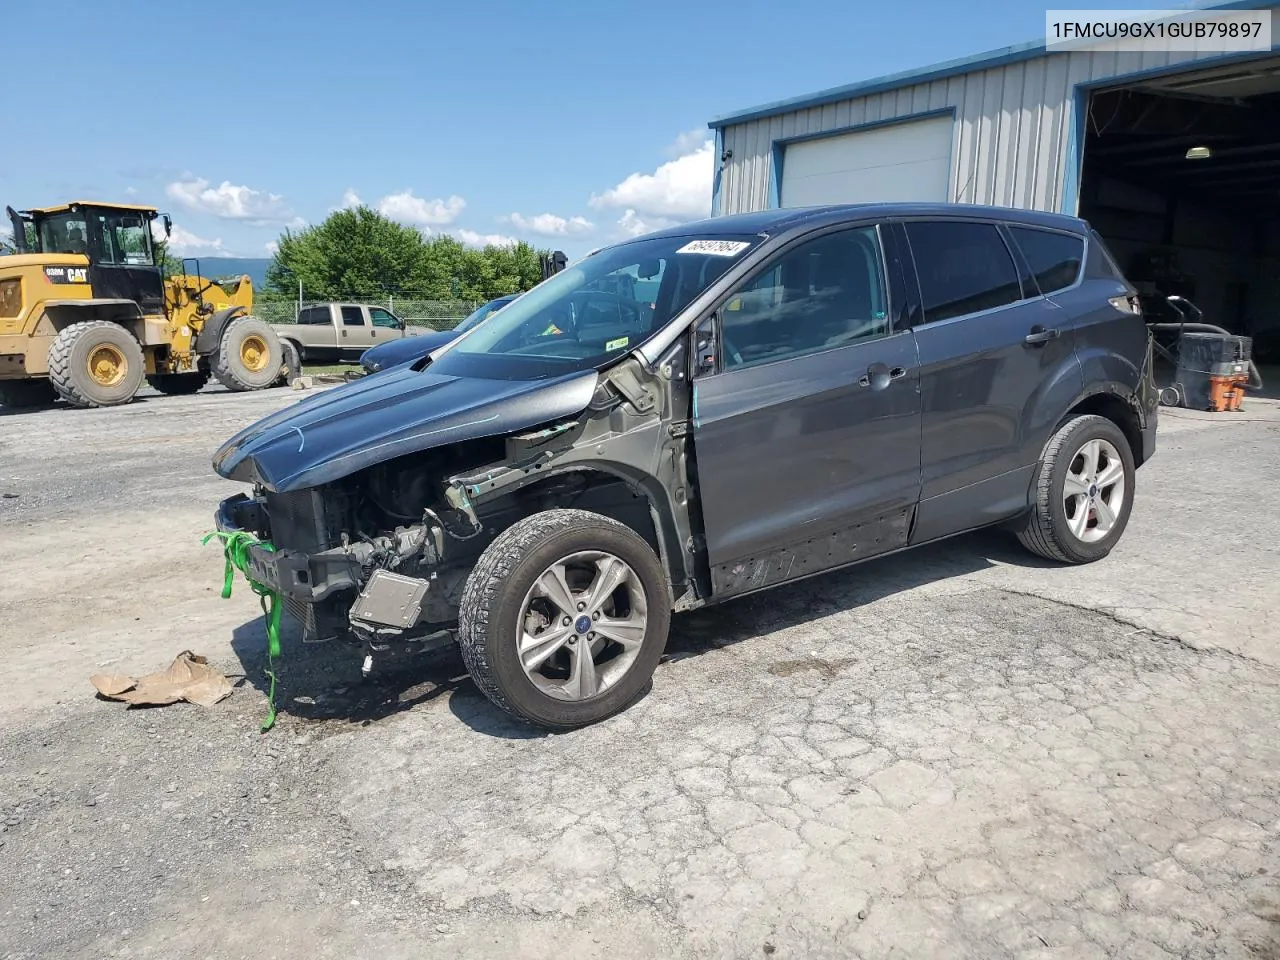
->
1, 386, 1278, 959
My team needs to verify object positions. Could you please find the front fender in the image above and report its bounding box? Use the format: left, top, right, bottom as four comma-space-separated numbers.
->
192, 305, 249, 355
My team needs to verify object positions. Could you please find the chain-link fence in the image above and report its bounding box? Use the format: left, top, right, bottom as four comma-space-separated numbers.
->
253, 298, 480, 331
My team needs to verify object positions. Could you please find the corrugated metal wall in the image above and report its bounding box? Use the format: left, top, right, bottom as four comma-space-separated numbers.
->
717, 18, 1280, 216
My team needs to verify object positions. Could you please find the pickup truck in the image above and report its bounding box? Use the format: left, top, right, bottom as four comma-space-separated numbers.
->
271, 303, 425, 364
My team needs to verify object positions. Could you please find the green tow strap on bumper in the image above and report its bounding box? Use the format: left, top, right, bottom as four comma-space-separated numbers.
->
203, 530, 283, 732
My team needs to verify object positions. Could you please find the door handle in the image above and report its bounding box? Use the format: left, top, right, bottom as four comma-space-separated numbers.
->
858, 363, 909, 389
1024, 326, 1060, 346
341, 329, 348, 338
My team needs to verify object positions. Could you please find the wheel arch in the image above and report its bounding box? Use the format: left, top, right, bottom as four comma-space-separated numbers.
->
467, 462, 692, 605
192, 305, 250, 356
38, 301, 146, 339
1060, 386, 1147, 467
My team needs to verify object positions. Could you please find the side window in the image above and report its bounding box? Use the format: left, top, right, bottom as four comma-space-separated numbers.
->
298, 307, 326, 325
719, 226, 888, 371
905, 221, 1022, 324
369, 307, 400, 328
340, 306, 365, 327
1008, 226, 1084, 295
1085, 230, 1126, 281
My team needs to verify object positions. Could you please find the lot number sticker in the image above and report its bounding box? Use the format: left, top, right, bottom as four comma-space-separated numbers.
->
676, 240, 750, 257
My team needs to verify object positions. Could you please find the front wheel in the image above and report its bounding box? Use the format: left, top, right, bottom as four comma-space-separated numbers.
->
458, 509, 672, 730
47, 320, 146, 408
212, 316, 282, 392
1016, 414, 1136, 564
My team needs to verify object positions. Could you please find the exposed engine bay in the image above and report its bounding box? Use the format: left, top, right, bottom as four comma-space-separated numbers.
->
216, 353, 700, 664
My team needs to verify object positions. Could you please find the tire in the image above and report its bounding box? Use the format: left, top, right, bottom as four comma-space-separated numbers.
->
275, 339, 302, 387
146, 368, 210, 395
458, 508, 672, 730
1016, 414, 1136, 564
47, 321, 146, 408
0, 379, 57, 409
212, 316, 282, 392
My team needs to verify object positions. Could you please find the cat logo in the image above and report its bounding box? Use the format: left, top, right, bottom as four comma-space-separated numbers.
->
44, 266, 90, 285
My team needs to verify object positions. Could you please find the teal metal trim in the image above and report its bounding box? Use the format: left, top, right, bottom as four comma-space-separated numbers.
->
766, 108, 957, 209
1061, 86, 1089, 215
711, 127, 725, 217
767, 142, 785, 209
708, 0, 1279, 129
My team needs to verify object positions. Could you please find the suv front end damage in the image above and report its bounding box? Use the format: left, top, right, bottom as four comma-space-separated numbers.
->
212, 349, 702, 668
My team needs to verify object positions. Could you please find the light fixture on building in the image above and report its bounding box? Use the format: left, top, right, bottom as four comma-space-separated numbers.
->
1185, 145, 1213, 160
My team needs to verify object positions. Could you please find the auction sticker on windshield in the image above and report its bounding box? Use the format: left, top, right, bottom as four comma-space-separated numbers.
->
676, 240, 751, 257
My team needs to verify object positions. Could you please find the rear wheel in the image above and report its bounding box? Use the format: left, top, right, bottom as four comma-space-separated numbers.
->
458, 509, 672, 730
0, 379, 57, 409
47, 320, 146, 408
212, 316, 282, 392
146, 368, 210, 395
275, 339, 301, 387
1016, 414, 1136, 564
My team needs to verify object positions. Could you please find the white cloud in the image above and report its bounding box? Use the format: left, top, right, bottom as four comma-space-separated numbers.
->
340, 188, 362, 209
589, 138, 714, 222
615, 209, 678, 238
376, 191, 466, 228
124, 186, 138, 197
161, 224, 226, 256
165, 176, 297, 226
506, 212, 593, 236
665, 128, 709, 159
265, 240, 279, 255
456, 229, 517, 248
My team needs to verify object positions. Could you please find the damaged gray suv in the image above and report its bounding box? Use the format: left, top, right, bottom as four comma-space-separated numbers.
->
213, 204, 1156, 729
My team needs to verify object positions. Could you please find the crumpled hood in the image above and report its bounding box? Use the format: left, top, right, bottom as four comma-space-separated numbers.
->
213, 364, 599, 492
361, 331, 456, 370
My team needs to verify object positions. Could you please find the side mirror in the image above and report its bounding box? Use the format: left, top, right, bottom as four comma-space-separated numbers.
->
163, 214, 172, 238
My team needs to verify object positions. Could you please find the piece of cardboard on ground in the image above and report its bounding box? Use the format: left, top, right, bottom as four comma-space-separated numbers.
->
91, 650, 233, 708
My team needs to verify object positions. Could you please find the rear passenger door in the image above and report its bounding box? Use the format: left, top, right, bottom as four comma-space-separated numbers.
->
903, 218, 1083, 544
339, 305, 373, 359
692, 223, 922, 597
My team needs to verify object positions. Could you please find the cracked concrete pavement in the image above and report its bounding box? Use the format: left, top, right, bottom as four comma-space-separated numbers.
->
1, 389, 1278, 959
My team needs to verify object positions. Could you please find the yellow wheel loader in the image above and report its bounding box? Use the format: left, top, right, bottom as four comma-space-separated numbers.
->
0, 200, 290, 409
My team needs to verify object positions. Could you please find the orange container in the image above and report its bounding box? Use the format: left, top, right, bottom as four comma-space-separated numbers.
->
1208, 374, 1248, 412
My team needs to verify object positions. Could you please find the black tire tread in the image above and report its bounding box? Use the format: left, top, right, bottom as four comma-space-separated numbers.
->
47, 320, 145, 408
458, 508, 663, 729
1017, 414, 1127, 564
146, 369, 210, 395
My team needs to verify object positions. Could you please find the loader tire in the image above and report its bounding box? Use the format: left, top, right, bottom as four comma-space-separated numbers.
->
146, 369, 210, 395
48, 321, 146, 408
0, 379, 57, 409
275, 339, 302, 387
212, 316, 282, 392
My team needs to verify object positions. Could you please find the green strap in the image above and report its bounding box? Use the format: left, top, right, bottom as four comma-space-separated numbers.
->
202, 530, 283, 732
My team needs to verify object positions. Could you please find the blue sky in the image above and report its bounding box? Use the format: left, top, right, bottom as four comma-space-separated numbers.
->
4, 0, 1180, 262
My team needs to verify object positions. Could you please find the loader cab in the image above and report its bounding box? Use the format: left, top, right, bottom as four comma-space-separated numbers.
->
23, 202, 167, 315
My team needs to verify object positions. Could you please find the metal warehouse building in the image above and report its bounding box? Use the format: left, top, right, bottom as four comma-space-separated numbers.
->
708, 1, 1280, 343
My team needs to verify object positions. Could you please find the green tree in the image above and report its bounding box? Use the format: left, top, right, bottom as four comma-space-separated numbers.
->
266, 205, 552, 301
266, 206, 428, 299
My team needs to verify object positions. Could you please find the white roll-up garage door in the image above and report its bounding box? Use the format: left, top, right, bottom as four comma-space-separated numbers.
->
779, 114, 954, 208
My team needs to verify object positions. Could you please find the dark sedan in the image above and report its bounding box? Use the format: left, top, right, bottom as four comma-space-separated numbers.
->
358, 294, 519, 374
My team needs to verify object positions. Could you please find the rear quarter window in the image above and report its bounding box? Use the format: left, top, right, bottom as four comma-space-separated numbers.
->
1007, 226, 1084, 295
1085, 230, 1127, 281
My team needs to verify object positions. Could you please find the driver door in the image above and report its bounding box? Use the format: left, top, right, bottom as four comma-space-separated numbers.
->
691, 224, 923, 598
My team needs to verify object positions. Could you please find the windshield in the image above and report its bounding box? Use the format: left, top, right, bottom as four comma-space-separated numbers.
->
429, 234, 760, 380
455, 296, 516, 334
